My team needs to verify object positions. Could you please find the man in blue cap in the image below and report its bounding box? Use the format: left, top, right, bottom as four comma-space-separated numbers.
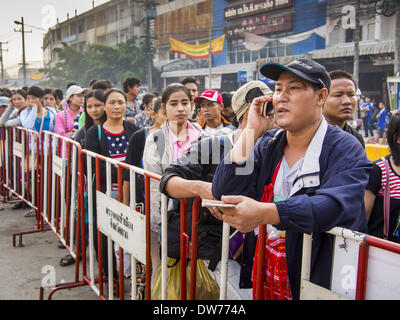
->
211, 58, 372, 300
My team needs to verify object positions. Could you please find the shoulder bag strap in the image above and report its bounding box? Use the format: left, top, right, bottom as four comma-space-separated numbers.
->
382, 157, 391, 239
98, 124, 102, 141
38, 109, 45, 133
64, 110, 69, 134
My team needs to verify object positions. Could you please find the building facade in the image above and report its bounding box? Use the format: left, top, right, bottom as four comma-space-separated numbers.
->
158, 0, 330, 92
42, 0, 398, 102
158, 0, 397, 103
43, 0, 146, 68
313, 0, 397, 105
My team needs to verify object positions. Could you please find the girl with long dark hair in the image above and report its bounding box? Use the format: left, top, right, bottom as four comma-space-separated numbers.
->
85, 88, 139, 277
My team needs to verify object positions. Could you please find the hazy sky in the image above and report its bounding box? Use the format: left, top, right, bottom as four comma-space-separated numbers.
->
0, 0, 109, 73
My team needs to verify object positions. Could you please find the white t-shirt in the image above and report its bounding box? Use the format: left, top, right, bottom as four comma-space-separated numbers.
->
203, 123, 224, 136
267, 156, 304, 240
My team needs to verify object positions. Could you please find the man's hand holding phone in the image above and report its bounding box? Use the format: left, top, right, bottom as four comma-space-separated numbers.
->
246, 95, 275, 138
205, 195, 281, 233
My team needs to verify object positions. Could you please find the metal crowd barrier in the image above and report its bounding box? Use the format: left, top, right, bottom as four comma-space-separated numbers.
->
0, 126, 51, 246
76, 149, 155, 300
1, 126, 231, 301
38, 143, 230, 300
300, 227, 400, 300
10, 125, 399, 300
254, 222, 400, 300
39, 131, 82, 256
0, 127, 6, 201
1, 127, 39, 210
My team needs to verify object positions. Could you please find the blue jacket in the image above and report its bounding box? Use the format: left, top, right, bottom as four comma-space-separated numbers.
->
20, 106, 57, 132
212, 118, 372, 300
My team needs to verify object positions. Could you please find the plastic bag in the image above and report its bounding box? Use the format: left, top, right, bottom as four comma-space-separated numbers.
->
152, 257, 220, 300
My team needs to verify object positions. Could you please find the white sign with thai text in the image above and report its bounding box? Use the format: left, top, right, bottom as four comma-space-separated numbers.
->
96, 191, 146, 265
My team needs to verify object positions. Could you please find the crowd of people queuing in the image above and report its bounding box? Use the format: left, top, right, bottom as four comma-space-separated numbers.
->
0, 58, 399, 300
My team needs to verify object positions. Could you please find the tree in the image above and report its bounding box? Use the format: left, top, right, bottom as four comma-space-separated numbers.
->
40, 37, 151, 89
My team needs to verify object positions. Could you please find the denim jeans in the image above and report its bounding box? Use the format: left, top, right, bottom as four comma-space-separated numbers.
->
363, 117, 374, 137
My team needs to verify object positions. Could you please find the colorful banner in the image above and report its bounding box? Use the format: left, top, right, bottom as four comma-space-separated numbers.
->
243, 18, 339, 50
169, 35, 226, 60
30, 72, 44, 81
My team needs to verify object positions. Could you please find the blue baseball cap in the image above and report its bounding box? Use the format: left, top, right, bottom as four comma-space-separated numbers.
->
259, 58, 331, 91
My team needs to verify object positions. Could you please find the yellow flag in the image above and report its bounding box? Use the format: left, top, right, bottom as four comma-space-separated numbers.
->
170, 35, 225, 60
30, 72, 44, 81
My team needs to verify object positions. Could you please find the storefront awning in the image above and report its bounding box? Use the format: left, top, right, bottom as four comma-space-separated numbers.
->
310, 40, 394, 59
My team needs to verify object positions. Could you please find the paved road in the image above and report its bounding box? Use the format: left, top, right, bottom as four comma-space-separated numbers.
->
0, 200, 98, 300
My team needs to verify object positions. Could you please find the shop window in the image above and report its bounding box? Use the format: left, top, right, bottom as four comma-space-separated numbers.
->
252, 50, 258, 61
78, 20, 85, 34
244, 50, 251, 63
345, 26, 363, 43
70, 22, 77, 36
260, 48, 267, 58
237, 51, 243, 64
229, 51, 236, 64
277, 46, 285, 57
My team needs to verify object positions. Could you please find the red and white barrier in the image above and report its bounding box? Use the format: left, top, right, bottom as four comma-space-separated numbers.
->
1, 127, 40, 211
79, 149, 169, 300
300, 227, 400, 300
4, 126, 399, 300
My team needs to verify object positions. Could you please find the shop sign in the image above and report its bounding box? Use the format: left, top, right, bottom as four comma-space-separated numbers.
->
225, 0, 293, 20
225, 14, 293, 38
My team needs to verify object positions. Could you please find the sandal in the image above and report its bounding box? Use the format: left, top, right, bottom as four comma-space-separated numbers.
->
59, 254, 75, 267
12, 201, 24, 210
24, 210, 36, 217
58, 241, 66, 249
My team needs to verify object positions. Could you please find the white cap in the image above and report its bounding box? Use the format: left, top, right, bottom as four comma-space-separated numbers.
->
66, 85, 84, 100
231, 80, 273, 121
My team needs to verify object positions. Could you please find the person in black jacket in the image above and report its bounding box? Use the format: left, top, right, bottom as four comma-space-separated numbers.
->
59, 90, 107, 267
323, 70, 365, 148
122, 97, 165, 208
85, 88, 139, 278
159, 81, 273, 299
121, 97, 165, 299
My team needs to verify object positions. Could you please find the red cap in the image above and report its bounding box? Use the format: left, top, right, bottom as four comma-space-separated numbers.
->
194, 90, 223, 104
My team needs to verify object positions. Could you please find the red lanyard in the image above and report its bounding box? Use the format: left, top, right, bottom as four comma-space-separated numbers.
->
261, 157, 283, 204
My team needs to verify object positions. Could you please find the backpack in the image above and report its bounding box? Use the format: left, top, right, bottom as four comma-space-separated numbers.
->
153, 131, 223, 270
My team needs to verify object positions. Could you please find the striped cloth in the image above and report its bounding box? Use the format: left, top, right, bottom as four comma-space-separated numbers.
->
104, 128, 129, 191
377, 159, 400, 199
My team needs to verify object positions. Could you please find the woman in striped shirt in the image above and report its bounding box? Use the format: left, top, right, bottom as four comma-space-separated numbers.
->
365, 110, 400, 243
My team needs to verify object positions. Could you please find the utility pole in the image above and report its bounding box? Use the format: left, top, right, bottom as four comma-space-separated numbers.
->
394, 1, 400, 75
0, 42, 8, 84
353, 0, 360, 86
141, 0, 157, 92
14, 17, 32, 86
208, 0, 213, 89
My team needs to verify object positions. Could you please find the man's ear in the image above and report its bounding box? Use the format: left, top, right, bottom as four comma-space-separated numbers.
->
316, 88, 329, 106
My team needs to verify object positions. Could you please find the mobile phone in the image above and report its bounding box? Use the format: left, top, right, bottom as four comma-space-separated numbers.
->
202, 199, 236, 208
261, 100, 274, 117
